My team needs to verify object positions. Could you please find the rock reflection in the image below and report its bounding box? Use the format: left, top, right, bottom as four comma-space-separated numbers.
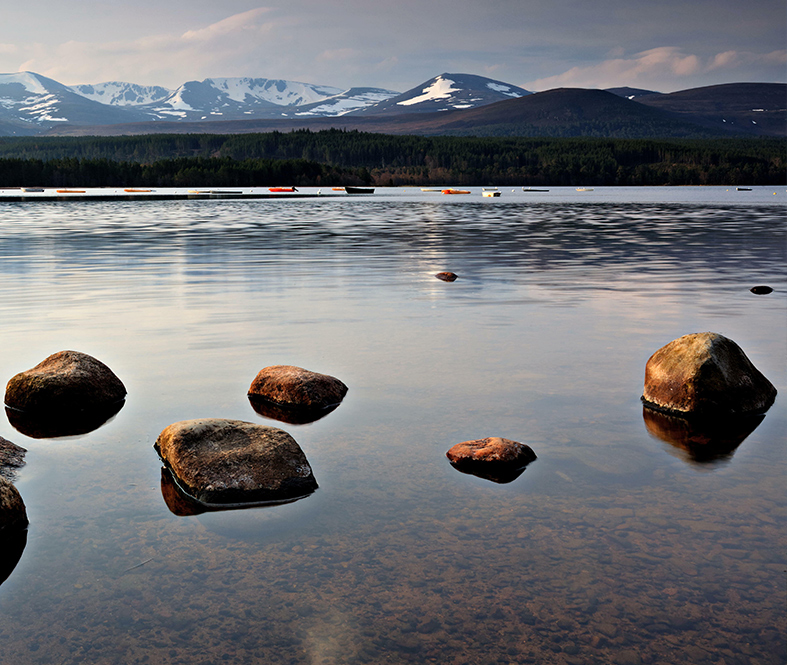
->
448, 461, 533, 484
159, 466, 314, 517
4, 400, 124, 439
248, 395, 339, 425
0, 527, 27, 587
642, 405, 765, 466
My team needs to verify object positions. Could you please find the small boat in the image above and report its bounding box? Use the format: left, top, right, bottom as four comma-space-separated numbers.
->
124, 188, 153, 193
421, 188, 443, 192
482, 190, 501, 197
56, 189, 85, 193
344, 186, 375, 194
442, 189, 471, 195
332, 187, 345, 191
23, 188, 44, 193
576, 187, 594, 192
269, 187, 298, 192
523, 187, 549, 192
736, 187, 752, 191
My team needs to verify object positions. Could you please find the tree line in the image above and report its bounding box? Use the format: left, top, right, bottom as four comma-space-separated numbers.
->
0, 131, 783, 186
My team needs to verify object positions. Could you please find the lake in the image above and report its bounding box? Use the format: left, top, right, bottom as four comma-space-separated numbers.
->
0, 186, 784, 665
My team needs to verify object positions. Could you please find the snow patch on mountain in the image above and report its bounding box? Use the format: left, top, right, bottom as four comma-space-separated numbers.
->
0, 72, 50, 95
398, 76, 461, 106
202, 78, 343, 106
71, 81, 172, 106
486, 82, 522, 97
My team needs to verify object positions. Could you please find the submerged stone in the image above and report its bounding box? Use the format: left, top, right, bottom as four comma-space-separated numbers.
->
248, 365, 347, 413
155, 418, 318, 505
435, 272, 458, 282
4, 350, 126, 414
641, 332, 776, 417
446, 437, 537, 483
750, 285, 773, 295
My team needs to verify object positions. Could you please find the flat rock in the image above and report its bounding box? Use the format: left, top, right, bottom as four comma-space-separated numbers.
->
435, 272, 458, 282
642, 332, 777, 416
155, 419, 318, 505
248, 365, 347, 411
5, 350, 126, 413
0, 478, 28, 531
446, 437, 537, 483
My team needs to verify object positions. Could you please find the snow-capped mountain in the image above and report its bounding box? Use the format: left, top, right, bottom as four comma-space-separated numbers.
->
139, 77, 349, 121
1, 71, 534, 134
355, 73, 531, 115
0, 71, 151, 135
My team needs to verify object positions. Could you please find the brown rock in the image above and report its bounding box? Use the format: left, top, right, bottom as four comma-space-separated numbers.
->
446, 437, 537, 483
248, 365, 347, 411
435, 272, 458, 282
642, 332, 777, 416
0, 478, 27, 531
5, 350, 126, 413
750, 285, 773, 295
155, 419, 318, 505
0, 437, 26, 481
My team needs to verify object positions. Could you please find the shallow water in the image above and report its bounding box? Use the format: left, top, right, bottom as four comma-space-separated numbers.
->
0, 187, 785, 665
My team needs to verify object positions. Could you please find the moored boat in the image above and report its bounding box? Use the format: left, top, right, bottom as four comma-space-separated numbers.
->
523, 187, 549, 192
56, 189, 85, 193
269, 187, 298, 192
442, 189, 471, 195
124, 188, 153, 193
344, 186, 375, 194
576, 187, 594, 192
482, 190, 501, 197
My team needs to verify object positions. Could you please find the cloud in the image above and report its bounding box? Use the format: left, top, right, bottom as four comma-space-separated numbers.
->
524, 46, 787, 91
2, 8, 299, 86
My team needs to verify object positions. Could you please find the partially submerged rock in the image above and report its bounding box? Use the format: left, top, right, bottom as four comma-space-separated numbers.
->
750, 285, 773, 295
248, 365, 347, 419
446, 437, 537, 483
155, 419, 318, 506
5, 350, 126, 414
641, 333, 777, 417
0, 437, 26, 481
435, 272, 458, 282
0, 478, 28, 532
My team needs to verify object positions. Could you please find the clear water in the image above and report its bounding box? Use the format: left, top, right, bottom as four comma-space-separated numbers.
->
0, 187, 784, 665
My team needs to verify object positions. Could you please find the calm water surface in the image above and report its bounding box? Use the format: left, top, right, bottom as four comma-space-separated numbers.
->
0, 187, 785, 665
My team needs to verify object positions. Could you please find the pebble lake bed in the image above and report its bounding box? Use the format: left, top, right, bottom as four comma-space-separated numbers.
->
0, 186, 784, 664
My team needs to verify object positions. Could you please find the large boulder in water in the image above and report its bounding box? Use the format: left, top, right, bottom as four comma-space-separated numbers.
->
641, 333, 776, 417
248, 365, 347, 422
5, 350, 126, 414
155, 419, 318, 505
0, 478, 27, 532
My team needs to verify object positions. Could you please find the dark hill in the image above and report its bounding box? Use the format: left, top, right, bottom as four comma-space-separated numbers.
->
636, 82, 786, 136
399, 88, 747, 138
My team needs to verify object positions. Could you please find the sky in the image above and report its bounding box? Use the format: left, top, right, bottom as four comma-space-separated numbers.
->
1, 0, 785, 93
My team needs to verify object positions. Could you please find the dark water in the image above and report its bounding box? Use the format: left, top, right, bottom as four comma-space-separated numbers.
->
0, 188, 784, 664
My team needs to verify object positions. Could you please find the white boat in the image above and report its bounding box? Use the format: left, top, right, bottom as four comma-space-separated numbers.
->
576, 187, 594, 192
482, 190, 501, 197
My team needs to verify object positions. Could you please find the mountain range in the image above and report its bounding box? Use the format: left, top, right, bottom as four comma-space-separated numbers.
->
0, 71, 784, 138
